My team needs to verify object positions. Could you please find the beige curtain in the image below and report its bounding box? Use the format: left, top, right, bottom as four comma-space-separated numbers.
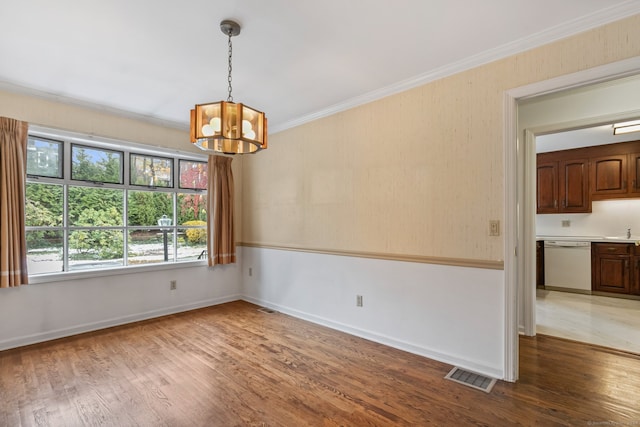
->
0, 117, 29, 287
206, 155, 236, 266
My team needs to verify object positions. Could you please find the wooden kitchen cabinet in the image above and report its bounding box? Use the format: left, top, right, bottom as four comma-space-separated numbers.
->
628, 152, 640, 195
590, 154, 628, 197
590, 151, 640, 199
592, 243, 631, 294
536, 240, 544, 288
560, 159, 590, 212
631, 245, 640, 295
536, 162, 558, 213
536, 159, 590, 213
537, 140, 640, 210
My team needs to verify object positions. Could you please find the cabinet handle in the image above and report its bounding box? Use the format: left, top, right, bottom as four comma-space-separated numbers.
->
625, 259, 629, 270
607, 247, 618, 251
554, 200, 558, 208
623, 180, 627, 190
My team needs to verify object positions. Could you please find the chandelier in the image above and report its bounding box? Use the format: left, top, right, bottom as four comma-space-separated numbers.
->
190, 20, 267, 154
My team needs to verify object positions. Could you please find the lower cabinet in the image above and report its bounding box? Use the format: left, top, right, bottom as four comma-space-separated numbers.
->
591, 243, 640, 295
536, 241, 544, 287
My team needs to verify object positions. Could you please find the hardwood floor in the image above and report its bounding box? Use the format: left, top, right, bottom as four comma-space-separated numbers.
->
1, 301, 639, 426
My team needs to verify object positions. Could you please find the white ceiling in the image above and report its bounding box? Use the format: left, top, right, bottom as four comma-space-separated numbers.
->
1, 1, 640, 133
537, 123, 640, 153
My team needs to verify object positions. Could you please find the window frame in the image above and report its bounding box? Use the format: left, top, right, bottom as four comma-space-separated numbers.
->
26, 136, 64, 179
129, 152, 175, 188
70, 143, 125, 184
25, 126, 209, 284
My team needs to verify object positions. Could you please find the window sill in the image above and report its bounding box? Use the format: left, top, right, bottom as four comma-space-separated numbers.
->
28, 260, 208, 284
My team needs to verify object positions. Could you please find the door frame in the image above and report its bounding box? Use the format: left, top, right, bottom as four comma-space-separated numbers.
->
503, 56, 640, 382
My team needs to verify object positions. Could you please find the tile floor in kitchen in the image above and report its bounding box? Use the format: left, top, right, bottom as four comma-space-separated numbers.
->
536, 289, 640, 354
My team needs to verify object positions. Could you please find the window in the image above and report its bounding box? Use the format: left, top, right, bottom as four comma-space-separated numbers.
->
130, 154, 173, 188
25, 131, 208, 277
27, 137, 62, 178
179, 160, 207, 190
71, 144, 123, 184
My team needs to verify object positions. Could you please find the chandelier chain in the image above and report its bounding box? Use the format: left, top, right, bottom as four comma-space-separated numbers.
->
227, 30, 233, 102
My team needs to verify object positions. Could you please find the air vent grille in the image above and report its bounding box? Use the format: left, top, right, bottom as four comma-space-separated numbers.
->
445, 367, 496, 393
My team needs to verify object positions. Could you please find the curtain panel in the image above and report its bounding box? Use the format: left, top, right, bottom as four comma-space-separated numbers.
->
0, 117, 29, 287
206, 155, 236, 266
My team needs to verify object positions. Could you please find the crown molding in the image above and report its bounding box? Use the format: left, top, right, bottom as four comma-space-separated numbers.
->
0, 80, 189, 131
1, 3, 638, 135
270, 3, 640, 134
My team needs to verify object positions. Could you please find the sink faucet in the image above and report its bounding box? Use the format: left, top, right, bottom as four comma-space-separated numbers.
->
628, 228, 632, 239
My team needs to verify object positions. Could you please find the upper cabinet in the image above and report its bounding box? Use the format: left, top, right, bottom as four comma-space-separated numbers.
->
536, 162, 558, 213
627, 152, 640, 196
590, 154, 627, 197
590, 151, 640, 199
537, 140, 640, 213
536, 159, 590, 213
561, 159, 590, 212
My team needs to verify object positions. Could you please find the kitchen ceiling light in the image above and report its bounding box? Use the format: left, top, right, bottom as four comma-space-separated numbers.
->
613, 120, 640, 135
190, 20, 267, 154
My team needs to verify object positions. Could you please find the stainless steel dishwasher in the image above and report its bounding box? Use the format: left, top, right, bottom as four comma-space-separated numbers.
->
543, 240, 592, 291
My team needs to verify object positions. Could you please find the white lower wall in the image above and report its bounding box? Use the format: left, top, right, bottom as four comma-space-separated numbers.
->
0, 262, 242, 351
1, 248, 507, 380
241, 247, 506, 379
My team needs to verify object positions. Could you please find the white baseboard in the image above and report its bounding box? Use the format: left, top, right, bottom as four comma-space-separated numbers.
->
2, 291, 503, 380
0, 294, 242, 351
243, 296, 503, 380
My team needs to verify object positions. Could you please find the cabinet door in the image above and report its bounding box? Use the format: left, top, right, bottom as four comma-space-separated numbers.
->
593, 254, 630, 294
536, 241, 544, 287
632, 256, 640, 295
537, 162, 558, 213
559, 159, 589, 212
591, 155, 627, 196
628, 152, 640, 195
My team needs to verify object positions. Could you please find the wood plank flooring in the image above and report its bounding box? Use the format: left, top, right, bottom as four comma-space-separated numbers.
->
1, 300, 639, 426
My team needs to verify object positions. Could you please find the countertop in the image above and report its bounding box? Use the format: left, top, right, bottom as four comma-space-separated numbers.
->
537, 235, 640, 243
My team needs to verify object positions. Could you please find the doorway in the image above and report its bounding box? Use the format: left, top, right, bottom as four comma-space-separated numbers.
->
503, 56, 640, 382
532, 123, 640, 354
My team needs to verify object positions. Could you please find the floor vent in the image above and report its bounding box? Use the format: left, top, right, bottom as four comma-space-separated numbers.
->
257, 307, 276, 314
445, 367, 496, 393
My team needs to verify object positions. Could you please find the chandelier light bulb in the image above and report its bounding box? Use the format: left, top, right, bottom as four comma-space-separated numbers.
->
210, 117, 221, 132
201, 124, 215, 136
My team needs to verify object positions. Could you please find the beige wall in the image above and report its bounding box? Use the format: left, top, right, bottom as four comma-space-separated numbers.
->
2, 14, 639, 265
0, 90, 243, 239
241, 14, 640, 265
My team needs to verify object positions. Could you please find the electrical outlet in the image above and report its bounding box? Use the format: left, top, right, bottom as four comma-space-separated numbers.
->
489, 220, 500, 236
562, 220, 571, 227
170, 280, 177, 290
356, 295, 363, 307
249, 267, 253, 277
